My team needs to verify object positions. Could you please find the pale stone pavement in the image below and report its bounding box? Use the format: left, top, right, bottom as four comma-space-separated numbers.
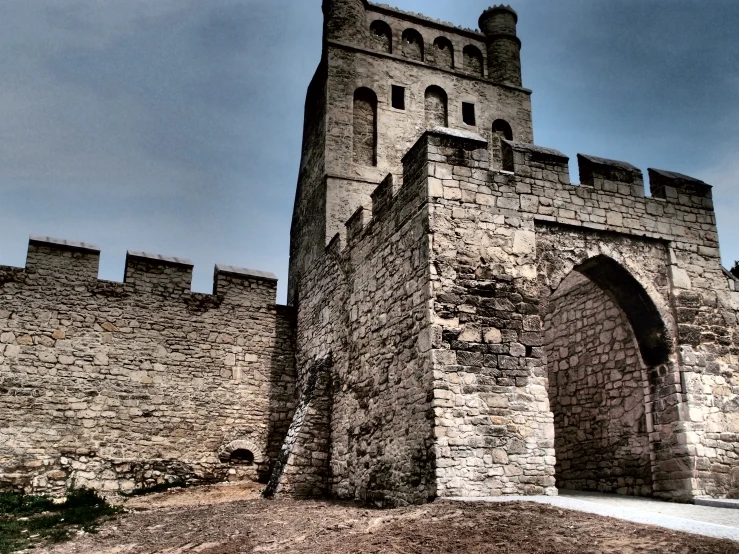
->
451, 490, 739, 542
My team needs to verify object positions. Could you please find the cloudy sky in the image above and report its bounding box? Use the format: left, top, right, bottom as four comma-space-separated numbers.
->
0, 0, 736, 302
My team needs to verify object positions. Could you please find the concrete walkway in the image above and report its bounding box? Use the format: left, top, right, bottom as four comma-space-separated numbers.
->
449, 490, 739, 542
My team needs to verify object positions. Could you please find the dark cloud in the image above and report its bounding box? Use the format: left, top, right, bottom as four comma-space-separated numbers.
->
0, 0, 737, 300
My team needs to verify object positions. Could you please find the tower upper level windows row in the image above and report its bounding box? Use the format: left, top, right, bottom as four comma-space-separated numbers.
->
369, 20, 485, 77
351, 85, 514, 169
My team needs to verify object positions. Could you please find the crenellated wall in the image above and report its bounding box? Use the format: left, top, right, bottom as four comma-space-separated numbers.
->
281, 124, 739, 504
278, 146, 437, 506
0, 237, 295, 494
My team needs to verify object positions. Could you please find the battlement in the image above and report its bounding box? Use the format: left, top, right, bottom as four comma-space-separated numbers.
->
648, 168, 713, 201
501, 140, 714, 210
328, 127, 491, 256
9, 235, 281, 307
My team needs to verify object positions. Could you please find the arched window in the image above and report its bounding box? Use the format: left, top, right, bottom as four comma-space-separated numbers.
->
492, 119, 513, 141
431, 37, 453, 69
491, 119, 513, 168
402, 29, 424, 61
425, 86, 448, 128
463, 45, 483, 76
353, 88, 378, 166
369, 20, 392, 54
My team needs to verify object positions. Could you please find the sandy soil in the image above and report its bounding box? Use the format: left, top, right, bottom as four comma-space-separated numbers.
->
32, 483, 739, 554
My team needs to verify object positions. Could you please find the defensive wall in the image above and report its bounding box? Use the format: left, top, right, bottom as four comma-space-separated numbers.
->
0, 237, 295, 493
278, 126, 739, 504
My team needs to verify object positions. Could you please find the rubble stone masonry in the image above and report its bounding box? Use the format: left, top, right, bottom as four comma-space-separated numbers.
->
0, 238, 295, 494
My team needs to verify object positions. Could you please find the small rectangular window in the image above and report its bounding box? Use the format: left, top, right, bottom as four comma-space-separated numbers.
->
391, 85, 405, 110
462, 102, 476, 126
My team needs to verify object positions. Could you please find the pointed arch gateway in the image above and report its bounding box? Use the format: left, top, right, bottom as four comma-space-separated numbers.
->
538, 240, 678, 497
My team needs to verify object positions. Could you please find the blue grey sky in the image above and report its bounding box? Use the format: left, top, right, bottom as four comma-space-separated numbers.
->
0, 0, 737, 303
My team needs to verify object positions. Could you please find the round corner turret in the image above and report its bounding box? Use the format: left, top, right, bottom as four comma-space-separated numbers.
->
479, 5, 518, 35
478, 5, 522, 87
322, 0, 367, 45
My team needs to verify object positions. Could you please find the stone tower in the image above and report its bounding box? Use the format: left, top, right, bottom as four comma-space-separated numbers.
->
288, 1, 533, 304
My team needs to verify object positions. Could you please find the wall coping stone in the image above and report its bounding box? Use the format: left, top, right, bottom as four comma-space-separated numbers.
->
215, 264, 278, 282
127, 250, 194, 268
578, 153, 640, 173
29, 235, 100, 254
502, 140, 568, 160
430, 126, 487, 143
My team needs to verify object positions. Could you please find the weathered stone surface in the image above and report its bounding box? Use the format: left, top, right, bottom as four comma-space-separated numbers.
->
0, 241, 295, 494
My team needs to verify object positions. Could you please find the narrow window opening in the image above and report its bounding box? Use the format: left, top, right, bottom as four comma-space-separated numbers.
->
492, 119, 514, 169
353, 87, 378, 166
391, 86, 405, 110
462, 102, 476, 126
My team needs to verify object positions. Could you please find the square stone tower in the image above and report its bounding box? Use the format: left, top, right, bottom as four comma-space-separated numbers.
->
288, 0, 532, 305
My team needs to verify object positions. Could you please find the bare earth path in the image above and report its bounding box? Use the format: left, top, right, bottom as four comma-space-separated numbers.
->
33, 484, 739, 554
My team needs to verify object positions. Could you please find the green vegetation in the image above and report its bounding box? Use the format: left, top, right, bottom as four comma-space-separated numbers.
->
0, 488, 121, 553
731, 261, 739, 279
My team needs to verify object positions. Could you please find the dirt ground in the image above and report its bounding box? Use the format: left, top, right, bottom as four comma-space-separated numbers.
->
32, 483, 739, 554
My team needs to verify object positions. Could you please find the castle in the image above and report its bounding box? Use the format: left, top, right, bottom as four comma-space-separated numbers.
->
2, 1, 739, 506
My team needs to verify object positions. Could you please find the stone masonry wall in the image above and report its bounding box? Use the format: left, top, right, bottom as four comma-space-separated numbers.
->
0, 238, 295, 494
501, 142, 739, 499
278, 164, 436, 506
423, 130, 557, 498
545, 272, 652, 496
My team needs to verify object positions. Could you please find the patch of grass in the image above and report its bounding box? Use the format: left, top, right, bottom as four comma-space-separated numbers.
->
0, 488, 121, 553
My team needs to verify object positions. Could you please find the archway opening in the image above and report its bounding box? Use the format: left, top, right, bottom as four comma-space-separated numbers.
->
430, 37, 453, 69
543, 256, 670, 496
370, 20, 392, 53
463, 45, 483, 76
402, 29, 424, 61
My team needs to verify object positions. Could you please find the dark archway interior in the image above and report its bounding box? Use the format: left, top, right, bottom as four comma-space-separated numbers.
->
575, 255, 670, 366
229, 449, 255, 465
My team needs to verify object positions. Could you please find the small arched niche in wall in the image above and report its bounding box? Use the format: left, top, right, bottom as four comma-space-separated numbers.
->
217, 439, 265, 466
431, 37, 454, 69
402, 29, 424, 61
353, 87, 378, 166
229, 449, 254, 465
369, 20, 392, 54
463, 45, 484, 77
